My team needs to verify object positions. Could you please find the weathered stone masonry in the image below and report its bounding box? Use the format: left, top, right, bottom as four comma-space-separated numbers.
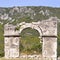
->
4, 17, 57, 60
4, 25, 20, 58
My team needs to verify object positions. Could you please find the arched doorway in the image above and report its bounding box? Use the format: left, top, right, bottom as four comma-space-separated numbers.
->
19, 27, 42, 55
4, 18, 57, 60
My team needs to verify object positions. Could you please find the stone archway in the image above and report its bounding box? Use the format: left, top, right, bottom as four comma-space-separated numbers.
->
19, 27, 42, 55
4, 17, 57, 60
19, 22, 43, 37
18, 22, 43, 56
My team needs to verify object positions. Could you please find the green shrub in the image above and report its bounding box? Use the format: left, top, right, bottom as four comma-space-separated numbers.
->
20, 28, 42, 54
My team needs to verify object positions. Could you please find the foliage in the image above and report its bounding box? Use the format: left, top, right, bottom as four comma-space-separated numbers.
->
57, 33, 60, 57
20, 28, 42, 54
0, 24, 4, 57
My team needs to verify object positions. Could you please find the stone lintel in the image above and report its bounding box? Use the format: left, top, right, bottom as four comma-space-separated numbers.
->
42, 35, 57, 38
4, 35, 20, 37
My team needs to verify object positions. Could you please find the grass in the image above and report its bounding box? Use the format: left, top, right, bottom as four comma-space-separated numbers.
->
0, 57, 41, 60
0, 57, 21, 60
0, 57, 22, 60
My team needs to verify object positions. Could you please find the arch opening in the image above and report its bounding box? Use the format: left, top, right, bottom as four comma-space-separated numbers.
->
19, 27, 42, 55
19, 23, 43, 37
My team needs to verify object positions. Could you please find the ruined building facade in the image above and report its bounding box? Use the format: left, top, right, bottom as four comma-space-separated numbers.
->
4, 17, 57, 60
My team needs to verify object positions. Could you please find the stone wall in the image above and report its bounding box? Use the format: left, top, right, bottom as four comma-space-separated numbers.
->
4, 17, 57, 60
42, 37, 57, 60
4, 24, 20, 58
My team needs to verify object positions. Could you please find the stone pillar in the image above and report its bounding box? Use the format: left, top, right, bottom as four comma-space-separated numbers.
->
42, 36, 57, 60
4, 35, 20, 58
4, 24, 20, 58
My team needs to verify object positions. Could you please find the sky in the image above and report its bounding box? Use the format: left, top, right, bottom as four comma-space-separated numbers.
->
0, 0, 60, 7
